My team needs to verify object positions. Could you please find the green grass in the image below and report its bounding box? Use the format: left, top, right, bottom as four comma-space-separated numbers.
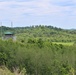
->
52, 42, 74, 46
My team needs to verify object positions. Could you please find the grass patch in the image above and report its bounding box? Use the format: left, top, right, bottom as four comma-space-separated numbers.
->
52, 42, 74, 46
0, 67, 14, 75
0, 66, 27, 75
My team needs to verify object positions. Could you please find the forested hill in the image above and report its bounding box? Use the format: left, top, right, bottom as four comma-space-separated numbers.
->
1, 25, 76, 75
0, 25, 76, 42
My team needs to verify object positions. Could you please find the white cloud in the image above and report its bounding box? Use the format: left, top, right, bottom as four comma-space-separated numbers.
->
0, 0, 63, 16
0, 1, 73, 15
0, 0, 76, 27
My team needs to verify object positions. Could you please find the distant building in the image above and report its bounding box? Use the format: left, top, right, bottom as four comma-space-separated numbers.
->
3, 31, 16, 41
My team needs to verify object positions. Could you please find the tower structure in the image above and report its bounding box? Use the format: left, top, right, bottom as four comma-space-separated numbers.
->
2, 22, 16, 41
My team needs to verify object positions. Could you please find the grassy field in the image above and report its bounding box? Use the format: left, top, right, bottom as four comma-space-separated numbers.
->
52, 42, 74, 46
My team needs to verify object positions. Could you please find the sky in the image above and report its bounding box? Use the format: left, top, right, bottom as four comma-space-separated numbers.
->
0, 0, 76, 29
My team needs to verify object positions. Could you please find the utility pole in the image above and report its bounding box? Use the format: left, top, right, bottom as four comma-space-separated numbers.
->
11, 21, 14, 33
11, 21, 13, 28
0, 22, 2, 37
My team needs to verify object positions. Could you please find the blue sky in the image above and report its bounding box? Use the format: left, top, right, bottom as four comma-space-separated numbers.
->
0, 0, 76, 29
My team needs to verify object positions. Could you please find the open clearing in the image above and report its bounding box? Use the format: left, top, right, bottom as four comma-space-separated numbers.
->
52, 42, 74, 46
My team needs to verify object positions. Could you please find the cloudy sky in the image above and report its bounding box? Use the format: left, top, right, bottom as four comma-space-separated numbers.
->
0, 0, 76, 29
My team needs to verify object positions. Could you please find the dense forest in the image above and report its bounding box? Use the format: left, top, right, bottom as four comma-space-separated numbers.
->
0, 25, 76, 75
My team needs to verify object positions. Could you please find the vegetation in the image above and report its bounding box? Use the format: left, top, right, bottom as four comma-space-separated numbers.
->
0, 66, 27, 75
52, 42, 74, 46
0, 25, 76, 42
0, 25, 76, 75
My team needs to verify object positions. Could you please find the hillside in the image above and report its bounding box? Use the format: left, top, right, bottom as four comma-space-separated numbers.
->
0, 25, 76, 42
0, 25, 76, 75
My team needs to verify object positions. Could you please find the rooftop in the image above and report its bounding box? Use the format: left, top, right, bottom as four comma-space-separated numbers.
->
4, 31, 14, 35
